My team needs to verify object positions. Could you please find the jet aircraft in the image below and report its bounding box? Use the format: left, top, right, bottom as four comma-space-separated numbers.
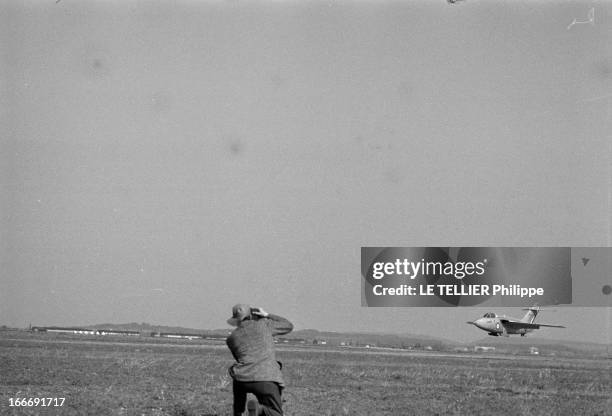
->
467, 306, 565, 337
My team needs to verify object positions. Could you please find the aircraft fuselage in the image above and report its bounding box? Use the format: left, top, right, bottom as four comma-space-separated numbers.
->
472, 317, 531, 336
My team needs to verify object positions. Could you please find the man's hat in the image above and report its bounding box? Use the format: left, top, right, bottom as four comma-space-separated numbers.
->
227, 304, 251, 326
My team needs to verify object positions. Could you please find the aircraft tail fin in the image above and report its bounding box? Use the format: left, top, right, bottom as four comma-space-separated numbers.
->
520, 305, 540, 323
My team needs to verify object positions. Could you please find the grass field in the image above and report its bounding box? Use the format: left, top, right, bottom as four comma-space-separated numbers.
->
1, 332, 610, 416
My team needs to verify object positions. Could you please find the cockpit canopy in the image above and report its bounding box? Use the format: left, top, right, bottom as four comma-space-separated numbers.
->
483, 313, 497, 318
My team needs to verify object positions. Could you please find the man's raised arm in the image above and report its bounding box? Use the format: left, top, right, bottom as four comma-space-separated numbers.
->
252, 308, 294, 335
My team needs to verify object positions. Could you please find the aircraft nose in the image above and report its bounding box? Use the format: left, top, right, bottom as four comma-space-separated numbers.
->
472, 318, 486, 329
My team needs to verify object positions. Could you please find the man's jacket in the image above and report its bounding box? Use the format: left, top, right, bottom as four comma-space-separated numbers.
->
226, 314, 293, 386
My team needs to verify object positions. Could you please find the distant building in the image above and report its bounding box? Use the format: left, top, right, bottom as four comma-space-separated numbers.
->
44, 327, 97, 335
31, 327, 47, 332
204, 335, 226, 341
159, 332, 203, 340
284, 338, 306, 344
98, 329, 140, 336
474, 346, 496, 352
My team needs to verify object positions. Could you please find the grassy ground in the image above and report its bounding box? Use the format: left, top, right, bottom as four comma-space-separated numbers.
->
1, 332, 610, 416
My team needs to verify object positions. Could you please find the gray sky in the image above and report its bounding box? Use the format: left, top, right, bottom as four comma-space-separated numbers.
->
1, 1, 610, 344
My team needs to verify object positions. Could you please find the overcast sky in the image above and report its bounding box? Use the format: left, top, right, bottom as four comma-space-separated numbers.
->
1, 1, 610, 344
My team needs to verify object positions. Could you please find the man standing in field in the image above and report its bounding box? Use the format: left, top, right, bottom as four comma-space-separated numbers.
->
226, 304, 293, 416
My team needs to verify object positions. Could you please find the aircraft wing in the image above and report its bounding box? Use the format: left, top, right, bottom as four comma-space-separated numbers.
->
500, 319, 565, 330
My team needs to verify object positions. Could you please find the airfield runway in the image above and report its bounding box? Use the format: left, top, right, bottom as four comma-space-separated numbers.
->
0, 332, 599, 364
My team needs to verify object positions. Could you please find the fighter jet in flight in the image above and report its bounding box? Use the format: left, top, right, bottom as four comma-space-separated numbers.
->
467, 306, 565, 337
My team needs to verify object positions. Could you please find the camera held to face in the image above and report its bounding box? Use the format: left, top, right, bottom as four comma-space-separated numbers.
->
250, 307, 261, 320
